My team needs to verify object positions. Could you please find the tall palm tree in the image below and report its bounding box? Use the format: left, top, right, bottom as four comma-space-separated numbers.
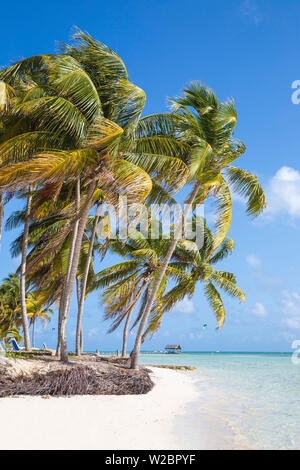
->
144, 224, 244, 340
19, 188, 33, 351
95, 230, 188, 356
0, 273, 22, 344
0, 80, 35, 350
0, 30, 188, 361
129, 83, 266, 368
75, 205, 102, 355
25, 292, 53, 347
0, 79, 16, 248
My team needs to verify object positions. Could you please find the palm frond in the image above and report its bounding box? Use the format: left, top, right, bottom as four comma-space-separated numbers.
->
18, 96, 88, 142
225, 166, 267, 217
211, 271, 245, 302
212, 179, 232, 252
124, 152, 188, 194
204, 281, 226, 329
0, 148, 99, 190
46, 54, 102, 121
0, 131, 53, 166
209, 238, 235, 264
0, 81, 16, 110
94, 261, 141, 289
106, 158, 152, 204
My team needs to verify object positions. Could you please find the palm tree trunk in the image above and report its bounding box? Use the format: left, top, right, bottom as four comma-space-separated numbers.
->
75, 277, 84, 353
76, 276, 81, 306
122, 305, 134, 357
56, 178, 80, 356
59, 182, 97, 362
80, 327, 83, 354
123, 281, 149, 357
0, 190, 3, 250
130, 181, 202, 369
32, 319, 36, 348
20, 188, 32, 352
75, 203, 102, 355
141, 327, 149, 345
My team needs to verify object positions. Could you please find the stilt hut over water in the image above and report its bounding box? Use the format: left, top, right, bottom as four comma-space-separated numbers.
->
165, 345, 182, 354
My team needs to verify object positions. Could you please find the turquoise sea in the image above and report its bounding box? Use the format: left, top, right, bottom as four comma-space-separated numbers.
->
137, 352, 300, 450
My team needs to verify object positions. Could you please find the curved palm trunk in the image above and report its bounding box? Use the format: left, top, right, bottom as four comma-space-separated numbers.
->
56, 179, 80, 356
59, 182, 97, 362
122, 305, 134, 357
20, 188, 32, 352
141, 327, 149, 345
80, 327, 83, 354
32, 319, 36, 348
130, 182, 202, 369
75, 278, 84, 354
75, 203, 102, 355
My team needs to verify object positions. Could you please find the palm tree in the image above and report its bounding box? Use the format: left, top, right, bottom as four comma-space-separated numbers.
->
19, 188, 33, 351
144, 224, 244, 340
129, 83, 266, 368
0, 273, 22, 344
95, 230, 188, 356
0, 80, 36, 350
0, 79, 16, 248
75, 205, 102, 355
0, 30, 188, 361
25, 292, 53, 347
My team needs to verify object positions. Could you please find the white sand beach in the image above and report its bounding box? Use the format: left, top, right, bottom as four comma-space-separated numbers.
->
0, 367, 203, 450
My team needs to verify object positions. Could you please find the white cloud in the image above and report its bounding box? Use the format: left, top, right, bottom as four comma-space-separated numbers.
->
266, 167, 300, 218
252, 302, 268, 318
284, 318, 300, 330
281, 290, 300, 329
281, 290, 300, 316
88, 327, 99, 337
175, 297, 195, 313
246, 254, 262, 268
281, 290, 300, 330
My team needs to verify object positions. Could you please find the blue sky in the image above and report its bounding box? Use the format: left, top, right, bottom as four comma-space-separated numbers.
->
1, 0, 300, 352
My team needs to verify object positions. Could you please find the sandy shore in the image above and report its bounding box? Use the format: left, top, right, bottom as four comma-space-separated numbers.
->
0, 367, 204, 450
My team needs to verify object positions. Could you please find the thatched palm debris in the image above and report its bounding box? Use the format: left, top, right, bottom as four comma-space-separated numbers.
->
0, 364, 154, 397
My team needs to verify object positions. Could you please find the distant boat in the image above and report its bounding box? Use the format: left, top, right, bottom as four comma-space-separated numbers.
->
165, 344, 182, 354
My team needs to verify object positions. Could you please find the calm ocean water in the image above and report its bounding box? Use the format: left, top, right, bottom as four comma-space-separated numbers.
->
138, 352, 300, 450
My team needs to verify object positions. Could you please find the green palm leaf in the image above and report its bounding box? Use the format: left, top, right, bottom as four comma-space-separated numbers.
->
225, 166, 267, 216
18, 96, 88, 142
211, 271, 245, 302
209, 238, 235, 264
46, 55, 102, 122
204, 281, 226, 329
0, 81, 16, 110
212, 179, 232, 251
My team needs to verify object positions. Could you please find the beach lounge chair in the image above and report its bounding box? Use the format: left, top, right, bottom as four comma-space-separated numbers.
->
11, 339, 21, 352
3, 339, 53, 356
